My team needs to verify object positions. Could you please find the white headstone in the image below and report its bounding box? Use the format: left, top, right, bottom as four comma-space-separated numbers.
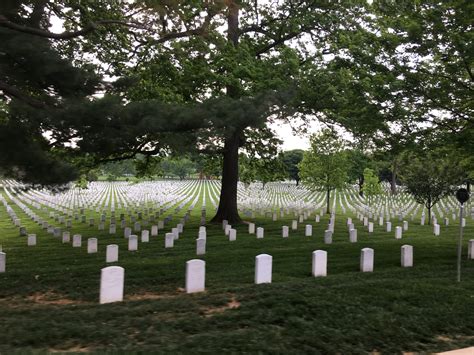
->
225, 224, 231, 236
368, 222, 374, 233
165, 233, 174, 248
73, 234, 82, 247
128, 235, 138, 251
87, 238, 98, 253
141, 230, 149, 243
222, 220, 228, 230
248, 223, 255, 234
386, 221, 392, 232
0, 252, 5, 273
312, 250, 327, 277
291, 220, 297, 230
106, 244, 119, 263
229, 228, 237, 241
196, 238, 206, 255
433, 224, 440, 236
468, 239, 474, 260
62, 231, 70, 243
100, 266, 124, 304
198, 230, 207, 240
360, 248, 374, 272
124, 227, 131, 238
151, 225, 158, 236
349, 229, 357, 243
27, 234, 36, 246
403, 221, 408, 231
255, 254, 272, 284
185, 259, 205, 293
305, 225, 312, 237
282, 226, 289, 238
324, 230, 332, 244
401, 245, 413, 267
256, 227, 264, 239
395, 226, 402, 239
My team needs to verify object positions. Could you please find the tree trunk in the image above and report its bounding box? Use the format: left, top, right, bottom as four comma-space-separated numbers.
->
326, 188, 331, 214
390, 159, 398, 195
467, 180, 471, 193
210, 0, 242, 224
428, 205, 431, 225
358, 175, 364, 197
296, 178, 300, 186
211, 130, 242, 224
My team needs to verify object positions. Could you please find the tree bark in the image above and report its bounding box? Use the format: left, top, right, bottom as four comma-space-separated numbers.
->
467, 180, 471, 193
211, 130, 242, 223
428, 205, 431, 225
358, 175, 364, 197
326, 188, 331, 214
211, 0, 242, 224
390, 159, 398, 195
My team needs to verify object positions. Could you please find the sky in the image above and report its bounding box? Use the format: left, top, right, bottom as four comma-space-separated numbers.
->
271, 120, 321, 151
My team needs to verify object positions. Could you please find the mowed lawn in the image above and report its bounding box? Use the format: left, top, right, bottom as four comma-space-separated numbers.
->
0, 189, 473, 353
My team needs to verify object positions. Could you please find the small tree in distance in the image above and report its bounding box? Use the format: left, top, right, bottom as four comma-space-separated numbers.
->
362, 168, 382, 205
299, 129, 348, 214
400, 150, 463, 225
281, 150, 304, 186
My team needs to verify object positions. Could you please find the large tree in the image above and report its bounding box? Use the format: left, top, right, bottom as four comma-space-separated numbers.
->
0, 1, 390, 223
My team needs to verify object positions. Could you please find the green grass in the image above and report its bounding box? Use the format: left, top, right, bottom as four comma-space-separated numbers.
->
0, 184, 473, 353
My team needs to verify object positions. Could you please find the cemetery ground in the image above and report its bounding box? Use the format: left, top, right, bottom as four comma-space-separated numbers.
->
0, 182, 473, 353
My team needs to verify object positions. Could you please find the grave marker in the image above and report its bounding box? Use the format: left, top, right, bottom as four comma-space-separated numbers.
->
100, 266, 124, 304
255, 254, 272, 284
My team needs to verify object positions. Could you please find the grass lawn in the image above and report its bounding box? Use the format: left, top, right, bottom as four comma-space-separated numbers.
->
0, 183, 473, 353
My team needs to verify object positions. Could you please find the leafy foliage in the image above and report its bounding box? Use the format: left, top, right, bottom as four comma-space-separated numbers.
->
299, 129, 348, 213
362, 168, 382, 204
281, 150, 304, 185
400, 149, 464, 224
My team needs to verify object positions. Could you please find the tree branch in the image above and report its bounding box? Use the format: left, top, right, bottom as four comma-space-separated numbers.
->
0, 15, 148, 40
0, 80, 48, 109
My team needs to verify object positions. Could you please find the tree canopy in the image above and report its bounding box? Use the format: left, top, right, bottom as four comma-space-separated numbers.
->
299, 129, 348, 214
0, 1, 472, 222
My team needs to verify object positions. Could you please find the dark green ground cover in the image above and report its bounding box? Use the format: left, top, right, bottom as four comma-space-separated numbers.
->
0, 186, 473, 354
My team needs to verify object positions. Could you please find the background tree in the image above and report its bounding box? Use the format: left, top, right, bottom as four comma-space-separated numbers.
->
362, 168, 382, 205
101, 160, 136, 178
299, 129, 348, 214
160, 157, 195, 180
400, 149, 463, 225
253, 155, 287, 189
193, 154, 222, 180
281, 150, 304, 186
238, 154, 255, 189
170, 158, 196, 181
346, 147, 372, 196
